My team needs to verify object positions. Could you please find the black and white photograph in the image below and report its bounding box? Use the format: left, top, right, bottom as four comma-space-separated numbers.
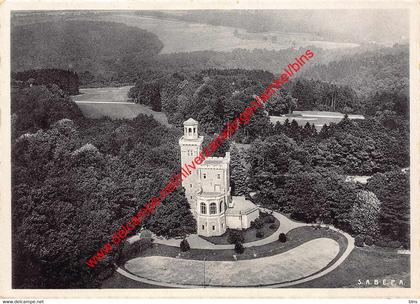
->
1, 0, 419, 297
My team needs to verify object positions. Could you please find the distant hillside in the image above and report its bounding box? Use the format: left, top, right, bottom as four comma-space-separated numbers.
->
135, 10, 408, 44
301, 45, 409, 98
11, 20, 163, 80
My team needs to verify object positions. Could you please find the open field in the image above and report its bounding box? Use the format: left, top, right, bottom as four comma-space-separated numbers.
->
71, 86, 171, 126
72, 86, 133, 102
270, 111, 365, 131
70, 14, 359, 54
294, 246, 410, 288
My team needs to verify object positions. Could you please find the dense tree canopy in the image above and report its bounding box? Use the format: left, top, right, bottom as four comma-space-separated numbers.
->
12, 86, 195, 288
12, 69, 80, 95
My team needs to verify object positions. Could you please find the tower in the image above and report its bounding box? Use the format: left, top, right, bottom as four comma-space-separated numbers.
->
179, 118, 251, 237
179, 118, 203, 215
195, 153, 231, 236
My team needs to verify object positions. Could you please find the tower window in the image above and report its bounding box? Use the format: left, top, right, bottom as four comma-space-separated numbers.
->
203, 173, 207, 179
189, 127, 192, 134
210, 203, 217, 214
202, 225, 205, 230
219, 200, 223, 212
217, 174, 221, 179
190, 184, 192, 188
212, 225, 215, 230
200, 202, 207, 214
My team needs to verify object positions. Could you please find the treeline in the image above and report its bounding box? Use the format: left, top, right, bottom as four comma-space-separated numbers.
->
232, 118, 410, 248
288, 79, 360, 113
12, 85, 195, 288
11, 85, 83, 138
12, 69, 80, 95
129, 68, 274, 142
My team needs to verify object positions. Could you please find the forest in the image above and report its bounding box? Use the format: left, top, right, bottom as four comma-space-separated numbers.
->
11, 20, 163, 86
10, 18, 410, 289
12, 85, 196, 288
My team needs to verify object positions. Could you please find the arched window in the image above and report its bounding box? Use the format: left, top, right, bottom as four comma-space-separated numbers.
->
219, 200, 223, 213
200, 202, 206, 214
210, 203, 217, 214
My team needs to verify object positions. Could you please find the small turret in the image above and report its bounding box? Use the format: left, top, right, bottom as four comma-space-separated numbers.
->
183, 118, 198, 140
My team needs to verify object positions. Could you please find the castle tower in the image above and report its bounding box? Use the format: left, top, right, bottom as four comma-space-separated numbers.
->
179, 118, 203, 215
195, 153, 231, 236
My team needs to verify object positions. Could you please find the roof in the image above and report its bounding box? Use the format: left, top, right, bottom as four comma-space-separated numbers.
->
183, 118, 198, 126
226, 196, 258, 215
197, 191, 225, 198
201, 153, 230, 166
202, 158, 225, 165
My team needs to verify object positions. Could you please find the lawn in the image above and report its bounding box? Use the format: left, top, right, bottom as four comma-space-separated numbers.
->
71, 86, 171, 126
293, 245, 410, 288
123, 238, 340, 287
100, 270, 166, 289
76, 103, 171, 126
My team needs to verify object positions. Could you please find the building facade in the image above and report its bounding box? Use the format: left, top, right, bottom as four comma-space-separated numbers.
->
179, 118, 259, 237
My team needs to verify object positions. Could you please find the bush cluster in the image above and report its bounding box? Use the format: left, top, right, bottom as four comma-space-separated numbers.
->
256, 230, 264, 238
278, 233, 287, 243
355, 235, 365, 247
364, 235, 374, 246
180, 239, 190, 252
119, 238, 154, 263
234, 242, 245, 254
263, 215, 276, 224
251, 218, 264, 229
227, 229, 244, 244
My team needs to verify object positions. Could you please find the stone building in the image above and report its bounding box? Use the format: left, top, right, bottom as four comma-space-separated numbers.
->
179, 118, 259, 237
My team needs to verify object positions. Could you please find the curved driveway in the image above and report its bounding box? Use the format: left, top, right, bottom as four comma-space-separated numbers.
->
122, 238, 341, 287
119, 210, 355, 288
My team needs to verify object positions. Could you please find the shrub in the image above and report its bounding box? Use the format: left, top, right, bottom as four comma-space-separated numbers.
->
374, 239, 388, 248
364, 235, 374, 246
119, 238, 153, 262
234, 242, 244, 254
374, 238, 401, 249
279, 233, 287, 243
355, 235, 365, 247
264, 215, 276, 224
180, 239, 190, 252
251, 218, 264, 229
269, 223, 278, 230
388, 240, 402, 249
256, 229, 264, 238
227, 229, 244, 244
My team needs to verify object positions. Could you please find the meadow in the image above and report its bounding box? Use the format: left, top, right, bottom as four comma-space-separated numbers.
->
72, 86, 171, 127
73, 13, 359, 54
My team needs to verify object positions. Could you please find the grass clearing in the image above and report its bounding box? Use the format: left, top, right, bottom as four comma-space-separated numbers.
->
124, 238, 340, 287
293, 245, 410, 288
